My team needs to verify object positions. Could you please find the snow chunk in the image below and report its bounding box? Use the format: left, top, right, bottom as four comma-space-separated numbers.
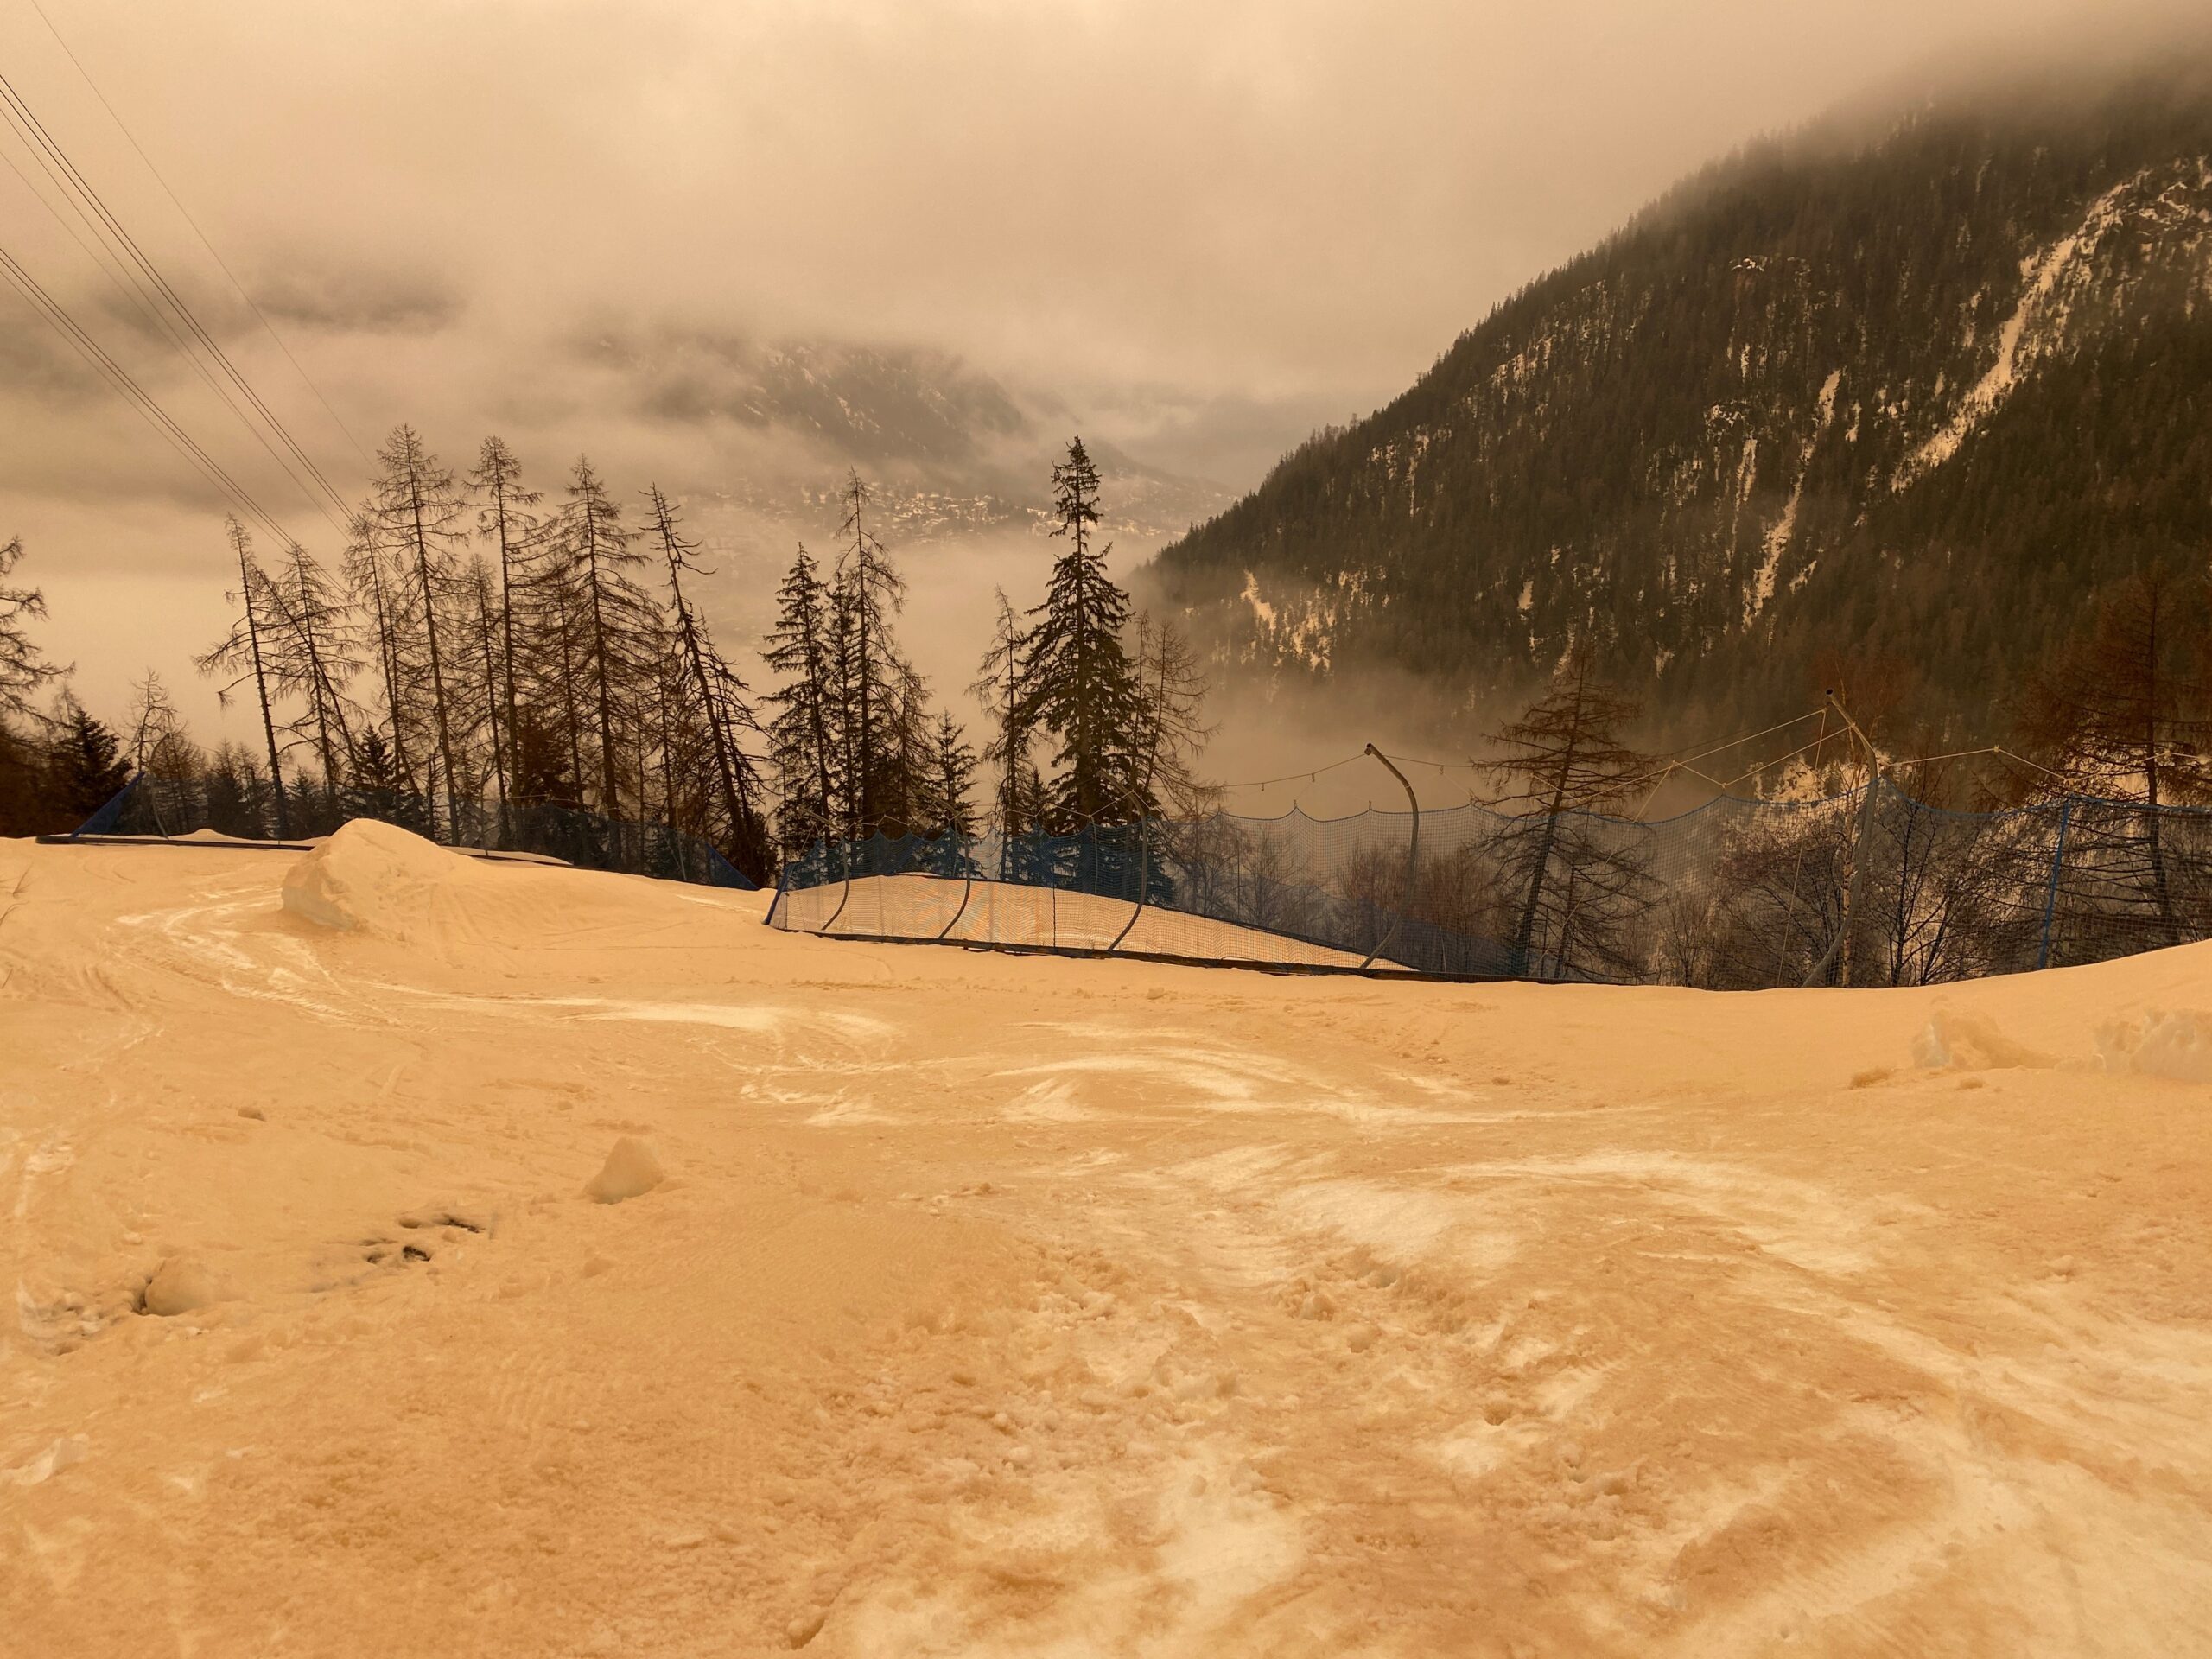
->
584, 1136, 665, 1204
1910, 1007, 2054, 1071
2098, 1010, 2212, 1084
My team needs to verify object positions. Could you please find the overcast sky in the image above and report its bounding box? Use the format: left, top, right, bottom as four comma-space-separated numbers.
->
0, 0, 2194, 732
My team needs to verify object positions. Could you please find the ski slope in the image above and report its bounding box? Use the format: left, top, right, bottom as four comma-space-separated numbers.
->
4, 820, 2211, 1656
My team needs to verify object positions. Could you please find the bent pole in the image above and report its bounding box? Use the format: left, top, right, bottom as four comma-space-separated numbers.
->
1802, 689, 1884, 988
1359, 743, 1421, 970
937, 837, 978, 941
1106, 811, 1154, 954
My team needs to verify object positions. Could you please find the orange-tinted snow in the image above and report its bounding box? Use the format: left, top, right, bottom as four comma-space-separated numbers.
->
5, 822, 2211, 1656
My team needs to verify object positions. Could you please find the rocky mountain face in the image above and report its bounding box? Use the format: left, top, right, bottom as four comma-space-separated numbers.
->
1146, 56, 2212, 744
581, 329, 1230, 550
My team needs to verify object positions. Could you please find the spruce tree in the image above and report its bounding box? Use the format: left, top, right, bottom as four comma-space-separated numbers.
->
1019, 437, 1143, 830
763, 543, 842, 855
925, 711, 977, 840
47, 694, 130, 821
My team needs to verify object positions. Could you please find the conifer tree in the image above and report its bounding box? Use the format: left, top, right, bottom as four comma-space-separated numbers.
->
469, 436, 541, 803
124, 670, 183, 775
645, 484, 772, 882
2012, 564, 2212, 944
1480, 643, 1655, 977
47, 693, 130, 820
971, 588, 1039, 837
264, 543, 361, 798
763, 543, 842, 855
367, 426, 467, 839
924, 711, 978, 840
830, 471, 927, 841
2, 536, 63, 722
1019, 437, 1143, 829
344, 511, 421, 812
549, 457, 663, 820
196, 517, 291, 838
464, 556, 509, 810
1128, 614, 1216, 821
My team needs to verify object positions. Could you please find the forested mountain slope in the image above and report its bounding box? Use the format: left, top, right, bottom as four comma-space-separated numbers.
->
1147, 54, 2212, 742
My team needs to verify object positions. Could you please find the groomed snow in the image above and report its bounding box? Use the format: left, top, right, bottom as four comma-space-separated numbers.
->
7, 822, 2212, 1656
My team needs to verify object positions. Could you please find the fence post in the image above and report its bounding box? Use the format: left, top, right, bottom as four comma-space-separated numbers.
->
1359, 744, 1420, 970
2036, 798, 2075, 971
937, 838, 977, 941
1107, 816, 1154, 953
820, 836, 855, 934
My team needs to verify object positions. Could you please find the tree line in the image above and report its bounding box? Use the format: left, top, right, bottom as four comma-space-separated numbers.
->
0, 434, 1213, 883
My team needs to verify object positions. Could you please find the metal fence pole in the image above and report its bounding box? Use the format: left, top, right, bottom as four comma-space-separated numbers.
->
821, 836, 855, 934
1359, 744, 1420, 970
1107, 816, 1154, 953
2036, 798, 2075, 971
937, 838, 977, 941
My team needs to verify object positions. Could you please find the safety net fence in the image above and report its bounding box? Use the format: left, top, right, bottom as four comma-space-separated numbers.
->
767, 780, 2212, 987
60, 772, 755, 891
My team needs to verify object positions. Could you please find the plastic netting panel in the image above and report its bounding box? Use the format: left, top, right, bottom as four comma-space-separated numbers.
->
770, 783, 2212, 987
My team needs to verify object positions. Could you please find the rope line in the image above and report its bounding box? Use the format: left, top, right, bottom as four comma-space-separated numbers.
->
0, 69, 353, 528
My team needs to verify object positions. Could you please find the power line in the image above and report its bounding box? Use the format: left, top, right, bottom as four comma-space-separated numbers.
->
0, 238, 297, 547
0, 99, 344, 536
0, 69, 353, 529
25, 0, 373, 466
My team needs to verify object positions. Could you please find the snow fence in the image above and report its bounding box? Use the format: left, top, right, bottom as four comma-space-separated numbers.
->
767, 781, 2212, 987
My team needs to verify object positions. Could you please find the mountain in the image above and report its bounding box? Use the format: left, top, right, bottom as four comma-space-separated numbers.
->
578, 328, 1231, 548
1144, 50, 2212, 745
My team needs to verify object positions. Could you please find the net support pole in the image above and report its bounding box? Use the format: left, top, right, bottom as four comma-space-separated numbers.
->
1106, 815, 1154, 954
1803, 690, 1884, 988
821, 836, 855, 934
937, 839, 978, 941
2036, 798, 2075, 971
1360, 744, 1420, 970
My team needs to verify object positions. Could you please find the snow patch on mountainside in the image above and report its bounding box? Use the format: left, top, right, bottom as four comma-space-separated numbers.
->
1748, 370, 1840, 626
1236, 569, 1376, 675
1897, 174, 2147, 489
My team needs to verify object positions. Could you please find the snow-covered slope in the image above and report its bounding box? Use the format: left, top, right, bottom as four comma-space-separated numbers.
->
6, 824, 2212, 1655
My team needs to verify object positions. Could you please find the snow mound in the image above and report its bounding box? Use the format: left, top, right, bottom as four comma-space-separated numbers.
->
2098, 1009, 2212, 1084
282, 818, 482, 939
142, 1255, 231, 1317
1910, 1007, 2055, 1071
584, 1136, 664, 1204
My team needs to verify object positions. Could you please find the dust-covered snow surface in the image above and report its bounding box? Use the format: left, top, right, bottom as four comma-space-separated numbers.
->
6, 819, 2212, 1657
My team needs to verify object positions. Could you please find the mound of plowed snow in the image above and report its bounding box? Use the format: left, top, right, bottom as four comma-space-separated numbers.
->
281, 819, 488, 939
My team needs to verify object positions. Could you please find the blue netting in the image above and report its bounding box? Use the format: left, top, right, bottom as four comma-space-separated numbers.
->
768, 780, 2212, 985
74, 775, 755, 891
